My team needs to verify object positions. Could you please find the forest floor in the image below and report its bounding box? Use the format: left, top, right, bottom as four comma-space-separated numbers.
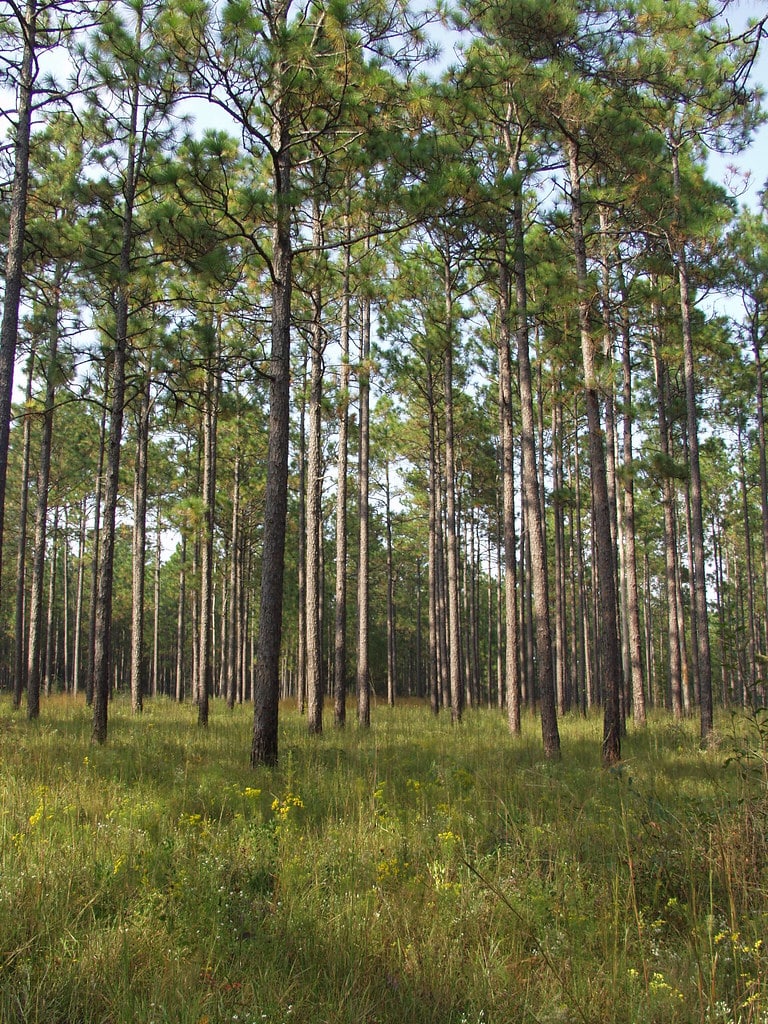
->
1, 694, 767, 1024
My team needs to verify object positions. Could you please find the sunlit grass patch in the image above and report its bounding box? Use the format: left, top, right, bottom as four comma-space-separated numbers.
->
1, 693, 767, 1023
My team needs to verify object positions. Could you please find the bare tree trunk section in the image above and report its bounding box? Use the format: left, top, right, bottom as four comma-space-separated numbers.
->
567, 138, 621, 765
357, 294, 371, 729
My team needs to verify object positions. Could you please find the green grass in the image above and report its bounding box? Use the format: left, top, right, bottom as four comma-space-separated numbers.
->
1, 695, 767, 1024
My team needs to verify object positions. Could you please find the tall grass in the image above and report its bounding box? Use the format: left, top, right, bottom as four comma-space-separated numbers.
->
1, 695, 766, 1024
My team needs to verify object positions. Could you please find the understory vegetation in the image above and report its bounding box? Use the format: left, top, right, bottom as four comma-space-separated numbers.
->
1, 695, 767, 1024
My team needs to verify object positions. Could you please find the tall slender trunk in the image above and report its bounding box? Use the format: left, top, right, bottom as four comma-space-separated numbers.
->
507, 125, 559, 757
198, 349, 218, 727
617, 269, 645, 726
651, 321, 684, 717
44, 509, 58, 696
27, 274, 61, 719
306, 199, 325, 734
152, 504, 161, 697
442, 256, 464, 723
427, 374, 440, 715
227, 454, 241, 709
357, 294, 371, 728
13, 340, 37, 709
334, 215, 351, 727
73, 496, 87, 697
176, 532, 187, 702
0, 0, 37, 583
92, 44, 143, 743
497, 258, 521, 734
670, 141, 713, 740
130, 371, 151, 714
567, 137, 621, 764
385, 457, 397, 706
251, 80, 293, 765
752, 321, 768, 678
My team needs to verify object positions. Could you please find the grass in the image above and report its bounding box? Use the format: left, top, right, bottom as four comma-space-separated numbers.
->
1, 694, 767, 1024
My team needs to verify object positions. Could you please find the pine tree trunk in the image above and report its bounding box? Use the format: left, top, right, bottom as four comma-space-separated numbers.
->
176, 532, 187, 702
226, 455, 240, 709
670, 142, 713, 741
567, 138, 621, 764
442, 258, 464, 724
333, 219, 351, 728
130, 372, 151, 715
508, 132, 560, 759
385, 458, 397, 707
356, 294, 371, 729
27, 281, 60, 719
497, 259, 521, 735
0, 0, 36, 583
13, 340, 36, 709
198, 351, 218, 728
250, 83, 293, 765
72, 496, 87, 697
306, 200, 325, 734
618, 284, 646, 726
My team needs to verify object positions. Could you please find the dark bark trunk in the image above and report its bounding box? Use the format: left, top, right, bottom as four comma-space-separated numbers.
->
251, 104, 293, 766
0, 0, 36, 583
356, 294, 371, 728
567, 137, 621, 764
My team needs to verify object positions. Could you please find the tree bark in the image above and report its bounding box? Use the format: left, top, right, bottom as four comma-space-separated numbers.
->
27, 273, 60, 719
566, 137, 622, 765
670, 141, 713, 741
507, 127, 560, 758
497, 258, 521, 735
0, 0, 37, 585
130, 372, 151, 715
251, 97, 293, 764
334, 218, 351, 727
356, 294, 371, 728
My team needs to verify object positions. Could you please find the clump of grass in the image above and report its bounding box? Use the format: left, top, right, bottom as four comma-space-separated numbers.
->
1, 695, 767, 1024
